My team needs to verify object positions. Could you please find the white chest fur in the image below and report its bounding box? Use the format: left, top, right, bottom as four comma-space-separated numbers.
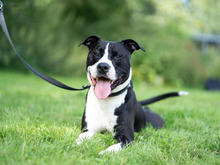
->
85, 87, 127, 133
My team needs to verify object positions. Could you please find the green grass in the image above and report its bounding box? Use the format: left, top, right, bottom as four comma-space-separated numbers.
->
0, 71, 219, 165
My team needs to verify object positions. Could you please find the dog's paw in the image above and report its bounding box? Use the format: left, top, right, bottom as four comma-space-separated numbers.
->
76, 132, 94, 145
98, 143, 122, 155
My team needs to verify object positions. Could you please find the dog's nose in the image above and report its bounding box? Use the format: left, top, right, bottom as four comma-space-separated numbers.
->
97, 63, 110, 74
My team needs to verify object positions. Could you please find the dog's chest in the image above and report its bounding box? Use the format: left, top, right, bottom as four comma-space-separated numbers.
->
85, 88, 127, 133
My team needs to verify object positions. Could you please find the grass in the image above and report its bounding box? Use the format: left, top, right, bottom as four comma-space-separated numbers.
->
0, 71, 219, 165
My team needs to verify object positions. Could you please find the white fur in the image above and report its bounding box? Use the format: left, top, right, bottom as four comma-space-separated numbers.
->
84, 66, 132, 134
87, 43, 117, 81
75, 89, 127, 144
84, 85, 127, 133
99, 143, 122, 155
76, 70, 132, 144
112, 68, 132, 93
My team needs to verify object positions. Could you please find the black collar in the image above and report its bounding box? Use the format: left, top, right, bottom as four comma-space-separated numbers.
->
108, 83, 130, 97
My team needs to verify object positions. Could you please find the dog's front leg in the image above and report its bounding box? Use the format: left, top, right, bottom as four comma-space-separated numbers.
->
99, 124, 134, 155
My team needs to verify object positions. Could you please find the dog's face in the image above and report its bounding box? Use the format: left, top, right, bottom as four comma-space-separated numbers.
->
79, 36, 145, 100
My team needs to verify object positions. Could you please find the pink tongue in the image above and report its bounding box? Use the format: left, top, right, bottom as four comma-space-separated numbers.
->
95, 79, 111, 100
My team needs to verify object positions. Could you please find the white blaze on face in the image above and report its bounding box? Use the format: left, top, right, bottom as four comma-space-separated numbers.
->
87, 43, 117, 100
88, 43, 116, 80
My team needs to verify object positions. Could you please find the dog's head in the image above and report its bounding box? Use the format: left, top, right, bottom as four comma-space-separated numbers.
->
79, 35, 145, 100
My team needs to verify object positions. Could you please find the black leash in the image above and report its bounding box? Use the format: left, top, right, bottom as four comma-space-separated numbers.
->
0, 1, 90, 91
0, 1, 129, 97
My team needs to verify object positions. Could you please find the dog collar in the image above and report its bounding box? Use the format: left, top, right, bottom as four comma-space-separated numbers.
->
108, 83, 130, 97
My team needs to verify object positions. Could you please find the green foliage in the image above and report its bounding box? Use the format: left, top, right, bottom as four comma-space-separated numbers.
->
129, 0, 220, 86
0, 0, 136, 74
130, 23, 206, 86
0, 0, 220, 87
190, 0, 220, 34
0, 72, 220, 164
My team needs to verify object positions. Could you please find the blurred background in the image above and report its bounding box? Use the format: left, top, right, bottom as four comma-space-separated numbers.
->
0, 0, 220, 88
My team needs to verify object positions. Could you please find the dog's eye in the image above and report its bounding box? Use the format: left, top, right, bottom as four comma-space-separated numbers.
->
93, 52, 99, 57
116, 54, 122, 59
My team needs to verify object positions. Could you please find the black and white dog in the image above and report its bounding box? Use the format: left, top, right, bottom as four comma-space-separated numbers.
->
76, 36, 188, 155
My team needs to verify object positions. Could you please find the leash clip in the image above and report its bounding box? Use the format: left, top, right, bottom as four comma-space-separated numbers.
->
0, 1, 3, 11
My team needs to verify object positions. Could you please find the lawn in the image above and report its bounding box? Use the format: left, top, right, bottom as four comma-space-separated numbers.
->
0, 71, 219, 165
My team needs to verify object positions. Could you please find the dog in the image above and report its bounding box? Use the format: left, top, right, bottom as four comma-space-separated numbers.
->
76, 36, 188, 155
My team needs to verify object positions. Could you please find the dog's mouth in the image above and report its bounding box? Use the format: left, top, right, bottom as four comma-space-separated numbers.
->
90, 73, 123, 100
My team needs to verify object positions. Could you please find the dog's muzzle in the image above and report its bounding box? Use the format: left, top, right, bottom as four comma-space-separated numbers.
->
89, 71, 124, 100
97, 63, 110, 76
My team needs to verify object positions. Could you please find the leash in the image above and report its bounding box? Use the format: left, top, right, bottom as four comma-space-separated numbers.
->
0, 1, 129, 97
0, 1, 90, 91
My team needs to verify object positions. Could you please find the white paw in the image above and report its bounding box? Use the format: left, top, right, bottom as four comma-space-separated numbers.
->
99, 143, 122, 155
76, 132, 94, 145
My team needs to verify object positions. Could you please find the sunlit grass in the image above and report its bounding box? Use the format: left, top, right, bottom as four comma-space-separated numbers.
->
0, 71, 219, 164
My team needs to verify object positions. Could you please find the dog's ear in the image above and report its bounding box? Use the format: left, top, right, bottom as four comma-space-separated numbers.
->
78, 35, 101, 50
121, 39, 145, 54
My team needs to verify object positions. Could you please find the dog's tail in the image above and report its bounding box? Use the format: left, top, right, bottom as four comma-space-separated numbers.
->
139, 91, 189, 106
